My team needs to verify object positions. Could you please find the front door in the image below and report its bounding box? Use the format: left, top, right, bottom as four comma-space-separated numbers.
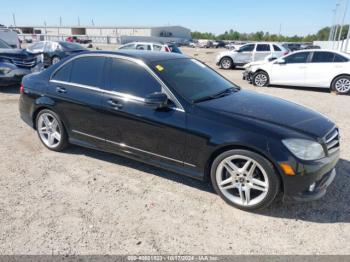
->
270, 52, 310, 86
235, 44, 255, 65
99, 57, 187, 167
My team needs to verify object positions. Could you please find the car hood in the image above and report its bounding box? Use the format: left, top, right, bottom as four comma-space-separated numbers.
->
198, 90, 334, 138
0, 48, 36, 59
244, 59, 270, 69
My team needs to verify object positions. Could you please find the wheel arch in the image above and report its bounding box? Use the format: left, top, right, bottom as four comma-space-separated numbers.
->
220, 56, 234, 66
32, 96, 56, 130
204, 144, 283, 190
330, 73, 350, 90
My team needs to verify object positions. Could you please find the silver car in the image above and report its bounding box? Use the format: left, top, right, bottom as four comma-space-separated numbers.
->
216, 42, 288, 69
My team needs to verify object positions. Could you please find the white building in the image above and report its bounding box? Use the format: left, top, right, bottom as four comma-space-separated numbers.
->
14, 25, 191, 44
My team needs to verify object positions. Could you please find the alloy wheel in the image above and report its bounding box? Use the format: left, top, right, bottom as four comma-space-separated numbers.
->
37, 113, 61, 148
254, 73, 268, 87
215, 155, 269, 206
335, 78, 350, 93
221, 58, 232, 69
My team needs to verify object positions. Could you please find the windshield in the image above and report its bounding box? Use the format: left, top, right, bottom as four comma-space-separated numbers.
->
59, 41, 87, 51
0, 39, 11, 49
152, 58, 238, 102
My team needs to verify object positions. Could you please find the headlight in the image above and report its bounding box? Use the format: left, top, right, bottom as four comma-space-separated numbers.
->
282, 138, 325, 160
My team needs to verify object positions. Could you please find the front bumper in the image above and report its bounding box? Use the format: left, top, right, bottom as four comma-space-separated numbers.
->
0, 65, 43, 86
281, 149, 340, 202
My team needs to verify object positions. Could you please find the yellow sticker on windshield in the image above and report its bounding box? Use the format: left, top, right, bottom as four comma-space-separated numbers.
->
156, 65, 164, 71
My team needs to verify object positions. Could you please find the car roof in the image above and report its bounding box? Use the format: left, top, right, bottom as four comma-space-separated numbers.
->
124, 42, 165, 46
292, 49, 350, 56
81, 50, 188, 63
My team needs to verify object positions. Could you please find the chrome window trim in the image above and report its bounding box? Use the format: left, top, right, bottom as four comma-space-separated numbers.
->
49, 52, 185, 112
72, 130, 196, 167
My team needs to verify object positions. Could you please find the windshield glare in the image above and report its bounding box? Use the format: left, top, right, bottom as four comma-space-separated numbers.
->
153, 58, 236, 101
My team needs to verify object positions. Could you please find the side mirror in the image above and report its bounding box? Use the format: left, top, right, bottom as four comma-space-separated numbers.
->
236, 49, 242, 53
145, 92, 168, 109
276, 58, 286, 64
268, 57, 277, 62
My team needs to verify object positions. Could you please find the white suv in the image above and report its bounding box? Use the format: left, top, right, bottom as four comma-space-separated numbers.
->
216, 42, 288, 69
118, 42, 170, 52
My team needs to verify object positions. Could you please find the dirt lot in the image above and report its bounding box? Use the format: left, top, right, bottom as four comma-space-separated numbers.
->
0, 47, 349, 255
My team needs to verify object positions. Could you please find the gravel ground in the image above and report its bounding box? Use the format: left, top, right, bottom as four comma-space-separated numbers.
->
0, 47, 349, 255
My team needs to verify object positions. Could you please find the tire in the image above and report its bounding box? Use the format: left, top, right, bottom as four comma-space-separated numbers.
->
51, 56, 61, 65
331, 75, 350, 94
36, 109, 68, 152
210, 149, 280, 211
252, 71, 269, 87
220, 57, 234, 69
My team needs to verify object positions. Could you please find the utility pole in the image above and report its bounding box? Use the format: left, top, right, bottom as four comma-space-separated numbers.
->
91, 19, 95, 26
12, 13, 16, 28
329, 9, 337, 42
78, 17, 80, 26
338, 0, 349, 50
333, 1, 341, 49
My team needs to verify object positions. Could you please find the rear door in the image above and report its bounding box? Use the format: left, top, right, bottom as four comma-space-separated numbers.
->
254, 44, 272, 62
99, 57, 187, 167
270, 52, 310, 86
305, 51, 344, 87
49, 55, 107, 148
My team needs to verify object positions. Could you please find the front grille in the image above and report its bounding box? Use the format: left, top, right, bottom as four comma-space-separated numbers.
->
11, 58, 36, 68
324, 128, 340, 155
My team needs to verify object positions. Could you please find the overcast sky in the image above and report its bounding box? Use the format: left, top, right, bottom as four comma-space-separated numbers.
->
0, 0, 344, 36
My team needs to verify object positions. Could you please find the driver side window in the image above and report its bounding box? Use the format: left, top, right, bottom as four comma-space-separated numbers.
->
239, 44, 255, 52
284, 52, 310, 64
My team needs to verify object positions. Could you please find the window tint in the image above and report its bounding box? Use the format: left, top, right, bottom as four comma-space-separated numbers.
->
52, 62, 72, 82
284, 52, 309, 64
239, 44, 255, 52
256, 44, 270, 52
311, 52, 335, 63
136, 44, 151, 50
334, 53, 349, 62
109, 58, 161, 97
273, 44, 282, 51
70, 56, 105, 87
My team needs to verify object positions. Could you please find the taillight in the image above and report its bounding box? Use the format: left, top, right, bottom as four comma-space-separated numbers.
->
20, 84, 24, 94
284, 51, 289, 55
165, 46, 170, 52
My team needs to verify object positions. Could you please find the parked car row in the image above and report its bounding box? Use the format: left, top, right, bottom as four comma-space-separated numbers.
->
118, 42, 182, 54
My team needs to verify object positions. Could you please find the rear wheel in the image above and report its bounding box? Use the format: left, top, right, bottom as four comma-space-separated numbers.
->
220, 57, 234, 69
211, 149, 280, 211
36, 109, 68, 151
253, 71, 269, 87
332, 75, 350, 94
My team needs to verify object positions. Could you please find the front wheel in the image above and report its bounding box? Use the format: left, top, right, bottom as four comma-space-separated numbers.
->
252, 71, 269, 87
332, 75, 350, 94
210, 150, 280, 211
51, 56, 61, 65
220, 57, 234, 69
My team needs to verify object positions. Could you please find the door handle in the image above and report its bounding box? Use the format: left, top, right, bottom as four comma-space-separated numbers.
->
56, 86, 67, 94
107, 99, 123, 109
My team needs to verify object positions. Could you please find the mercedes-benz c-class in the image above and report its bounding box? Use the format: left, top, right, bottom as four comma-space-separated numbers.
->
19, 51, 340, 211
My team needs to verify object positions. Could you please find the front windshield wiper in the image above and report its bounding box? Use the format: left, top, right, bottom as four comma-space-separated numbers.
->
193, 87, 238, 103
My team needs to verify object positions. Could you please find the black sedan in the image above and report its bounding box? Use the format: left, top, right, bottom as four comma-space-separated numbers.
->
0, 39, 42, 86
27, 41, 87, 67
19, 51, 339, 211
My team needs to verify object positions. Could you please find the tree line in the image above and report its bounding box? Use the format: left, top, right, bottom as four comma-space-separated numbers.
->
191, 25, 350, 42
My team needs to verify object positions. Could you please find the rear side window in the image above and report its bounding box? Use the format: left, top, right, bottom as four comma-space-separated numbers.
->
52, 62, 72, 82
108, 58, 161, 97
311, 52, 335, 63
136, 44, 151, 50
273, 45, 282, 51
70, 56, 106, 87
284, 52, 310, 64
153, 45, 162, 51
334, 53, 349, 62
256, 44, 270, 52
